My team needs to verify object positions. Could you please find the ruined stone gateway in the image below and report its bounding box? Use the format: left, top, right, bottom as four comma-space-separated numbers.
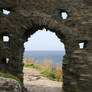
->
0, 0, 92, 92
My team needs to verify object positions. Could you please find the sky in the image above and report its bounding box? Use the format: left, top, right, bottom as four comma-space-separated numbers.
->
24, 29, 65, 51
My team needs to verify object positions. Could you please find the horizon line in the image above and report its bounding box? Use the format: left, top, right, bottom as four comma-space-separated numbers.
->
25, 50, 65, 51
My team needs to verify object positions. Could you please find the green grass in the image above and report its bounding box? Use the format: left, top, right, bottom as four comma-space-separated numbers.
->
0, 72, 23, 88
24, 62, 62, 82
41, 69, 56, 80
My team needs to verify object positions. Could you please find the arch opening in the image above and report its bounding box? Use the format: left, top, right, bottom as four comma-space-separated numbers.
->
23, 28, 66, 92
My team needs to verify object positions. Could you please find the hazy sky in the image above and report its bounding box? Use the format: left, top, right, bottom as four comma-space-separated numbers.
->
24, 29, 65, 51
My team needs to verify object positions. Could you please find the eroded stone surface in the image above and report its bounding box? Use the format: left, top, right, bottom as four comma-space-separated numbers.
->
0, 0, 92, 92
0, 77, 22, 92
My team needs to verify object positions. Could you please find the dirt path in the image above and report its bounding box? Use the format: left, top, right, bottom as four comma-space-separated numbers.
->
23, 67, 63, 92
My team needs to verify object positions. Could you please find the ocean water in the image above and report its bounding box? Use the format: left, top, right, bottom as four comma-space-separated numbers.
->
24, 51, 65, 66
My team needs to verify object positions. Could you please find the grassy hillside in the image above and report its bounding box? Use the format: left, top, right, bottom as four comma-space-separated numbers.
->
24, 58, 62, 82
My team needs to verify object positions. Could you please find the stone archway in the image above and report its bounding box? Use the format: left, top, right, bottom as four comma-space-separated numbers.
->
22, 27, 67, 92
23, 28, 66, 92
0, 0, 92, 92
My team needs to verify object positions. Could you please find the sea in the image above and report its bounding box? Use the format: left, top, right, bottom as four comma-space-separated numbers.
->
23, 51, 65, 66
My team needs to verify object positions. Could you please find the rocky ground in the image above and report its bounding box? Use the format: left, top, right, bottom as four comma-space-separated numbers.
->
23, 67, 62, 92
0, 77, 21, 92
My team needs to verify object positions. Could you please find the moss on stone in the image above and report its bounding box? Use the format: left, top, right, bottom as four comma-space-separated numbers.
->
0, 72, 23, 88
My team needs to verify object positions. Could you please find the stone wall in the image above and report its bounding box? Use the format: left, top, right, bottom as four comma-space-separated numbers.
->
0, 0, 92, 92
0, 77, 22, 92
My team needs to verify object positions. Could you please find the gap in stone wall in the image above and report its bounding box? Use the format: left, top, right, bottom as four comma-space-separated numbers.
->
79, 41, 87, 49
3, 9, 11, 15
60, 10, 68, 20
1, 58, 9, 64
3, 35, 9, 42
79, 42, 84, 49
23, 28, 65, 92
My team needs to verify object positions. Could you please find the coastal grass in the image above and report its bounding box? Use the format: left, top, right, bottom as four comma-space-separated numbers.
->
0, 72, 23, 88
24, 61, 62, 82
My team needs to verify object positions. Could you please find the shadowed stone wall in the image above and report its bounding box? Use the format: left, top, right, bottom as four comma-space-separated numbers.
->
0, 77, 22, 92
0, 0, 92, 92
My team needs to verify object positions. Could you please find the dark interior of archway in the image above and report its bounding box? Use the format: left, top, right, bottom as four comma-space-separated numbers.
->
23, 28, 66, 92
